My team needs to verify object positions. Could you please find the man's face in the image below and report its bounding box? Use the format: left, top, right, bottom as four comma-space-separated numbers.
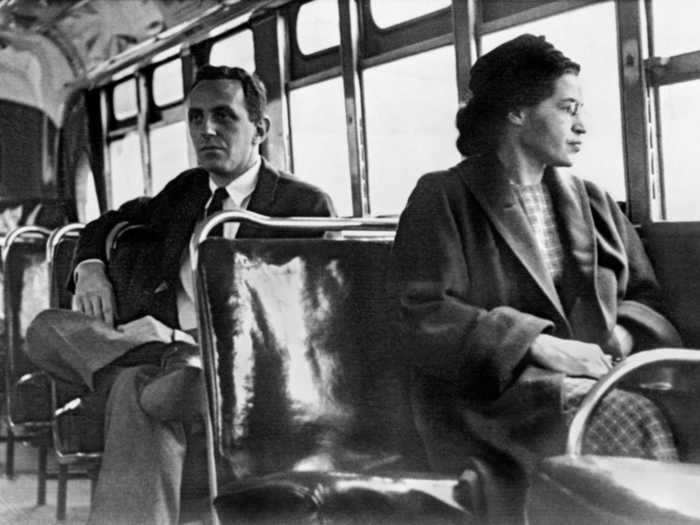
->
518, 72, 586, 167
187, 78, 265, 181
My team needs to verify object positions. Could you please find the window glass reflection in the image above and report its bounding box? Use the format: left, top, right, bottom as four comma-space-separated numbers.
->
364, 46, 459, 216
370, 0, 450, 28
209, 29, 255, 72
108, 131, 144, 207
289, 76, 353, 216
296, 0, 340, 54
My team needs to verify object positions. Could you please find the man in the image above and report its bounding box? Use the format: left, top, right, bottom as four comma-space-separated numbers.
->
26, 65, 335, 524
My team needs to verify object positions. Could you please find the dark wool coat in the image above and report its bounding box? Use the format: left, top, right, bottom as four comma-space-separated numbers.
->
71, 158, 335, 327
390, 153, 682, 479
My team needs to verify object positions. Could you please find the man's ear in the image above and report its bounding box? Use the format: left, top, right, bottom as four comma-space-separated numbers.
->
507, 107, 527, 126
254, 116, 271, 145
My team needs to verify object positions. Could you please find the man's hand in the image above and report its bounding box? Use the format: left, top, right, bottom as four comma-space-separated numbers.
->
529, 334, 612, 379
72, 261, 116, 326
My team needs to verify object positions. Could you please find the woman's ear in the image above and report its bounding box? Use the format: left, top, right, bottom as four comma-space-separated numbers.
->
507, 108, 527, 126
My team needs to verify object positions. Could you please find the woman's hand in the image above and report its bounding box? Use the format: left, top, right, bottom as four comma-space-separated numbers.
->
529, 334, 612, 379
72, 261, 116, 327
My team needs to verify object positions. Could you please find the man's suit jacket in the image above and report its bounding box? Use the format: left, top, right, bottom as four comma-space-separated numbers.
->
390, 153, 682, 475
72, 158, 335, 326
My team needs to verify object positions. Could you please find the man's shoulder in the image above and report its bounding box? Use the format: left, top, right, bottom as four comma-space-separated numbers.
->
160, 167, 209, 194
260, 160, 328, 198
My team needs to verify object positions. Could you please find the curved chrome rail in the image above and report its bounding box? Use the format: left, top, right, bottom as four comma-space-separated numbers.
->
46, 223, 84, 265
567, 348, 700, 456
1, 225, 51, 266
190, 209, 398, 270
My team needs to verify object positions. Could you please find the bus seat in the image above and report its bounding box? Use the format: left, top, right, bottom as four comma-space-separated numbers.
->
196, 238, 471, 524
2, 226, 53, 506
642, 222, 700, 348
527, 456, 700, 525
527, 349, 700, 525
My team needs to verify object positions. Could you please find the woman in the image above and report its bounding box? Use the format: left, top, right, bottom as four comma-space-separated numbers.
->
391, 34, 682, 501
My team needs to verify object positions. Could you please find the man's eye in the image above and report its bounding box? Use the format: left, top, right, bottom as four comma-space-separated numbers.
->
189, 113, 202, 123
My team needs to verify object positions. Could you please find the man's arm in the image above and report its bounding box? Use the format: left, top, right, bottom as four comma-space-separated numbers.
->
70, 197, 153, 326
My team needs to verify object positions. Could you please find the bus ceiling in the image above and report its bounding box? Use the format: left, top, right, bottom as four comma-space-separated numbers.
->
0, 0, 283, 124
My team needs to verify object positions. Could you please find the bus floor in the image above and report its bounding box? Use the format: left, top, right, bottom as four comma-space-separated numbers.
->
0, 439, 91, 525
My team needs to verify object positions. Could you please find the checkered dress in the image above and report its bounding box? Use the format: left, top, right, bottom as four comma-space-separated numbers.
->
563, 377, 678, 460
513, 182, 678, 461
513, 183, 565, 284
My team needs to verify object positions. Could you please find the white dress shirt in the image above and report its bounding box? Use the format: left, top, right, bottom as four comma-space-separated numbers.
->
177, 157, 261, 330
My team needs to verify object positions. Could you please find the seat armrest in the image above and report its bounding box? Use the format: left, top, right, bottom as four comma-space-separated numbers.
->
567, 348, 700, 456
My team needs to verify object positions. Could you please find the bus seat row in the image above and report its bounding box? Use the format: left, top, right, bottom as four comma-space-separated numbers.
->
4, 212, 700, 524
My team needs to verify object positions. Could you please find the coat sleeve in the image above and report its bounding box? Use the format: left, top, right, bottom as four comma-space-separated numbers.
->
69, 196, 154, 290
391, 175, 552, 398
600, 193, 683, 349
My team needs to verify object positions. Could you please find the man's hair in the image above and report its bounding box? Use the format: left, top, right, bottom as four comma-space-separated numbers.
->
189, 65, 267, 124
456, 34, 580, 156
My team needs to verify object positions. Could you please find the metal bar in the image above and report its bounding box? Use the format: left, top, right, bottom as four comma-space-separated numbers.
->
567, 348, 700, 456
452, 0, 478, 104
338, 0, 370, 216
646, 51, 700, 86
616, 0, 653, 224
479, 0, 599, 35
252, 10, 292, 172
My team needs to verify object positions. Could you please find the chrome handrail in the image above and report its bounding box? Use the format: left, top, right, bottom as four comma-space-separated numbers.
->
567, 348, 700, 456
46, 223, 84, 265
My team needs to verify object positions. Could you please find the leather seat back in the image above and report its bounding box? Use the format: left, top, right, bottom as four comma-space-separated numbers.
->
197, 238, 426, 478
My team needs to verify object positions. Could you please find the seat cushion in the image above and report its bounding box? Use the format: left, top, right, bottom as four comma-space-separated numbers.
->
214, 471, 470, 525
527, 455, 700, 525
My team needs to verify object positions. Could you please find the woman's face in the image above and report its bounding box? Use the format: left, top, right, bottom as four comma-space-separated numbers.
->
518, 72, 586, 167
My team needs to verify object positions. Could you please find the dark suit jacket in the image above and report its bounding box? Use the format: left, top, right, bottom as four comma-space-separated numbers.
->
390, 153, 682, 475
72, 158, 335, 327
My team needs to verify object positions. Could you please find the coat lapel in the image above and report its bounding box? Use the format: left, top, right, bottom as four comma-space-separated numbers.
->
160, 169, 211, 280
459, 156, 568, 326
545, 170, 612, 339
239, 158, 280, 237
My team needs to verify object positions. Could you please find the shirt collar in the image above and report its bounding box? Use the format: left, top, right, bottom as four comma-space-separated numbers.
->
208, 156, 261, 207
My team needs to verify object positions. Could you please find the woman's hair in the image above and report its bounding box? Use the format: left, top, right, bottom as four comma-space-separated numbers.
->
456, 34, 580, 156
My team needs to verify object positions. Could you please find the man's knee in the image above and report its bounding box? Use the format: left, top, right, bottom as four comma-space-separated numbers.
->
26, 308, 67, 363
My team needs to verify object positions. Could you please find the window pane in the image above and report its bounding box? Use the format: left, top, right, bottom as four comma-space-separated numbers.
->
481, 1, 625, 201
108, 131, 144, 207
150, 121, 190, 194
370, 0, 451, 28
364, 46, 460, 216
209, 29, 255, 72
113, 78, 138, 120
290, 77, 352, 216
296, 0, 340, 55
153, 59, 183, 106
658, 80, 700, 220
652, 0, 700, 57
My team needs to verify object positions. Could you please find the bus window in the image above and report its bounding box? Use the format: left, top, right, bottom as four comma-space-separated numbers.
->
108, 131, 144, 207
481, 1, 625, 202
651, 0, 700, 57
289, 76, 352, 216
150, 121, 190, 194
209, 29, 255, 72
296, 0, 340, 55
658, 80, 700, 221
369, 0, 450, 29
364, 46, 459, 216
113, 78, 138, 121
152, 59, 183, 107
